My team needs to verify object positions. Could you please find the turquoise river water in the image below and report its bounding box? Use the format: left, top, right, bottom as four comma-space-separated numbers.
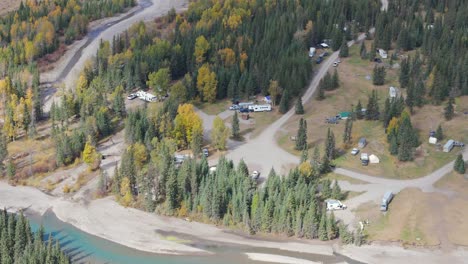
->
26, 211, 358, 264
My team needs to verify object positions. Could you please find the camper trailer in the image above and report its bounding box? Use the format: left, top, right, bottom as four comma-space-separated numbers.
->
309, 47, 316, 57
380, 191, 394, 212
136, 90, 157, 102
253, 104, 272, 112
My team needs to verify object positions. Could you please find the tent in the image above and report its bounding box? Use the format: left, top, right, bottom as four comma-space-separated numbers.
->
428, 137, 437, 144
369, 154, 380, 164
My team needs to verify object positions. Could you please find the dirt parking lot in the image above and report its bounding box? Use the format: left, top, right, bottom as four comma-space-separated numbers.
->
356, 181, 468, 248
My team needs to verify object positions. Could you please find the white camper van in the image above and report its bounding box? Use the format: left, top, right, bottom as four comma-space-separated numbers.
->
253, 104, 272, 112
309, 47, 316, 57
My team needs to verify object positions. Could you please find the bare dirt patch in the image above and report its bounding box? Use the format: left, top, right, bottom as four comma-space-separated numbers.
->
0, 0, 20, 16
356, 187, 468, 248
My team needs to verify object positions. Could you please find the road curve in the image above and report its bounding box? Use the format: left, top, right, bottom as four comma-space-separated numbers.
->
220, 31, 372, 176
41, 0, 188, 113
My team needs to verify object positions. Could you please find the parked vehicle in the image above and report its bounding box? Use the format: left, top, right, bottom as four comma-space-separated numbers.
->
136, 90, 157, 102
325, 117, 339, 124
309, 47, 316, 57
360, 153, 369, 166
251, 170, 260, 180
358, 137, 367, 148
127, 93, 137, 100
380, 191, 394, 211
333, 62, 338, 67
374, 58, 382, 63
238, 102, 254, 108
316, 57, 323, 64
323, 51, 329, 56
443, 140, 455, 152
202, 148, 209, 157
239, 108, 249, 113
229, 105, 240, 110
326, 199, 347, 211
252, 104, 272, 112
351, 148, 360, 155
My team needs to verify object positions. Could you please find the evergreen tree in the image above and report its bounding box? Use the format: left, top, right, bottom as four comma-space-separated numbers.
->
444, 97, 454, 120
316, 80, 325, 100
366, 90, 379, 120
331, 69, 340, 89
399, 58, 410, 88
279, 90, 290, 114
295, 118, 308, 150
191, 128, 203, 158
327, 212, 337, 240
6, 161, 15, 180
454, 154, 465, 174
372, 65, 386, 85
343, 118, 353, 144
0, 132, 7, 171
369, 41, 376, 61
231, 111, 240, 139
324, 128, 336, 160
360, 41, 367, 59
355, 100, 363, 120
435, 124, 443, 141
331, 180, 343, 200
321, 179, 332, 198
339, 38, 349, 57
318, 208, 328, 241
389, 133, 398, 155
295, 97, 304, 115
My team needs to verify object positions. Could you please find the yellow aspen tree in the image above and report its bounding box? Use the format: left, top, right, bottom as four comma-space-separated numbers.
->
194, 35, 210, 64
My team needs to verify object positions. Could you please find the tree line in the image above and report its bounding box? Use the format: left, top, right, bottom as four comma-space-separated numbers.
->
89, 0, 379, 112
371, 0, 467, 105
0, 210, 70, 264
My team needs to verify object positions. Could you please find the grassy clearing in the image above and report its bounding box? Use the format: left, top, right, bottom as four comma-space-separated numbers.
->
195, 99, 230, 115
277, 40, 468, 179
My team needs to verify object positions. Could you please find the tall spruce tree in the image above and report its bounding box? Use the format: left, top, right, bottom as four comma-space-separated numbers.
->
435, 124, 443, 141
0, 132, 7, 171
231, 111, 240, 139
295, 97, 304, 115
332, 69, 340, 89
343, 118, 353, 144
444, 97, 454, 120
360, 41, 367, 59
279, 89, 290, 114
339, 38, 349, 57
318, 208, 328, 241
399, 58, 410, 88
324, 128, 336, 160
454, 154, 465, 174
296, 118, 308, 150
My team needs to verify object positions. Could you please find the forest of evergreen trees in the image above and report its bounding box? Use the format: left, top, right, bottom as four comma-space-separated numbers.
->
0, 210, 70, 264
372, 0, 467, 103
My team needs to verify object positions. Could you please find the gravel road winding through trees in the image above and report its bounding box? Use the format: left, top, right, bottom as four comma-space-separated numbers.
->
41, 0, 188, 113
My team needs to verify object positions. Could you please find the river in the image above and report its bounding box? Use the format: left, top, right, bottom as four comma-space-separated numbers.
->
25, 211, 358, 264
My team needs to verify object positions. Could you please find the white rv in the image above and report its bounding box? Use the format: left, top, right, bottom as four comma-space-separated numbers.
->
253, 104, 272, 112
309, 47, 316, 57
326, 199, 347, 211
378, 49, 388, 59
136, 90, 157, 102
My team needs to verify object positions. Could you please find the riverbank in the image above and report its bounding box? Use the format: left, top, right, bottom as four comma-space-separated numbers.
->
1, 181, 467, 263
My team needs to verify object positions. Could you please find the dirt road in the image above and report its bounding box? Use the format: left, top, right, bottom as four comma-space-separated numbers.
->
213, 31, 373, 177
41, 0, 188, 113
333, 147, 468, 227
